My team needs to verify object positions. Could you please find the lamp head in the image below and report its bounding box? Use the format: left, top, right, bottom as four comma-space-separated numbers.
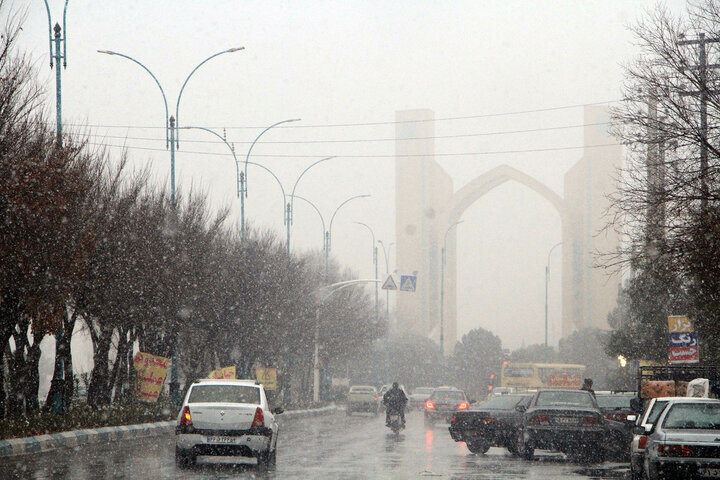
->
97, 50, 117, 55
226, 47, 245, 53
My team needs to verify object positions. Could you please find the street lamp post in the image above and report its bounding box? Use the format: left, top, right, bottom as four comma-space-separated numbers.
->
545, 242, 563, 362
242, 119, 301, 241
98, 47, 243, 407
441, 221, 463, 357
377, 240, 394, 384
353, 222, 379, 325
98, 47, 243, 205
287, 156, 337, 256
326, 194, 370, 278
43, 0, 69, 145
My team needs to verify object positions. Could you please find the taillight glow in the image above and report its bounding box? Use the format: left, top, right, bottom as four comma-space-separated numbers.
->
483, 418, 496, 425
180, 406, 192, 425
425, 400, 435, 410
604, 413, 627, 422
374, 396, 378, 401
658, 444, 693, 457
528, 414, 550, 425
638, 436, 648, 449
252, 407, 265, 427
457, 402, 469, 410
581, 416, 600, 425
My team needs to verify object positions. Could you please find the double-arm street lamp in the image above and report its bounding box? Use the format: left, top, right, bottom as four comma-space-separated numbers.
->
440, 220, 463, 356
290, 194, 370, 279
242, 119, 301, 241
98, 47, 243, 406
544, 242, 563, 362
97, 47, 244, 205
287, 156, 337, 255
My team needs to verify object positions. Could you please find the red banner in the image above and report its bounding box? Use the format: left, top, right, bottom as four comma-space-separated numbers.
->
547, 373, 582, 389
669, 346, 699, 364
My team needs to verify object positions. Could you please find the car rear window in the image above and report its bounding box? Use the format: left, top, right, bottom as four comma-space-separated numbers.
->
188, 385, 260, 404
662, 403, 720, 429
596, 395, 633, 409
431, 390, 465, 401
480, 395, 527, 409
350, 387, 375, 393
645, 400, 669, 425
413, 388, 434, 395
535, 391, 595, 408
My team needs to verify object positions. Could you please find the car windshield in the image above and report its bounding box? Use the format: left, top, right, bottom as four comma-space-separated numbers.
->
431, 391, 465, 401
188, 385, 261, 404
662, 403, 720, 430
413, 388, 434, 396
645, 400, 669, 425
596, 395, 633, 409
504, 367, 535, 377
480, 395, 527, 410
535, 391, 594, 408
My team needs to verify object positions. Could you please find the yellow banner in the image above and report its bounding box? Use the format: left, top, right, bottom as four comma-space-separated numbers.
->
668, 315, 694, 333
133, 351, 170, 403
255, 367, 277, 390
209, 366, 236, 380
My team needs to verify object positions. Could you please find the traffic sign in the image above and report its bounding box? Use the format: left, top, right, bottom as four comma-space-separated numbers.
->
381, 275, 397, 290
400, 275, 417, 292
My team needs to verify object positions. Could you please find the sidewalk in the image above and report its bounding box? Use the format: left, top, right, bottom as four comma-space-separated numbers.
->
0, 405, 342, 457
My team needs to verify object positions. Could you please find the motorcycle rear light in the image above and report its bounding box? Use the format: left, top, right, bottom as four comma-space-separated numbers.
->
179, 406, 192, 426
581, 416, 600, 425
638, 436, 648, 449
425, 400, 435, 410
374, 396, 378, 401
658, 444, 692, 457
528, 414, 550, 425
457, 402, 468, 410
252, 407, 265, 427
483, 418, 496, 425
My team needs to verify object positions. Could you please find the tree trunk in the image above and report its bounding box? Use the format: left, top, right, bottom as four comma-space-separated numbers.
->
24, 331, 43, 414
44, 309, 78, 412
86, 319, 114, 407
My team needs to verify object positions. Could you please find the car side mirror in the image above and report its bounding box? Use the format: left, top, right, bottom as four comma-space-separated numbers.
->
470, 399, 477, 404
272, 407, 284, 415
632, 425, 645, 435
626, 414, 637, 423
515, 405, 526, 413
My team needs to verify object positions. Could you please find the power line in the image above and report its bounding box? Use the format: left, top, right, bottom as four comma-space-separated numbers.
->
79, 121, 609, 145
48, 99, 621, 130
85, 141, 622, 158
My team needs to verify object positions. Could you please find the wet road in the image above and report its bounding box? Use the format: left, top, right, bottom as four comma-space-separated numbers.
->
0, 410, 630, 479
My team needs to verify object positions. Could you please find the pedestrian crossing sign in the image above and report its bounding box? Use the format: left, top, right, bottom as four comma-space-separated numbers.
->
400, 275, 417, 292
381, 275, 397, 290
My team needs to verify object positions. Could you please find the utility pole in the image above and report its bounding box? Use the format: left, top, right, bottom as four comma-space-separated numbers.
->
678, 32, 720, 213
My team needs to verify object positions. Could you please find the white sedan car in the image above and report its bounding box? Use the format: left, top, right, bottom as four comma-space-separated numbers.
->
175, 379, 282, 467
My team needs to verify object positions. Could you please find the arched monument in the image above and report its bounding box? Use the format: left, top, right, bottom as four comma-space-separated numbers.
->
394, 107, 622, 353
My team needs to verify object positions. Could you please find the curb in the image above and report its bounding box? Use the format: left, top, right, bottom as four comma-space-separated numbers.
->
0, 405, 342, 458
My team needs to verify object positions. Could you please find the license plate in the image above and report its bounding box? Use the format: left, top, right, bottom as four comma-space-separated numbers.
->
205, 435, 239, 444
553, 417, 578, 425
700, 468, 720, 478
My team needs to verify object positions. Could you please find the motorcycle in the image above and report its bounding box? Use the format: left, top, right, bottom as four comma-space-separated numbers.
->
387, 412, 404, 435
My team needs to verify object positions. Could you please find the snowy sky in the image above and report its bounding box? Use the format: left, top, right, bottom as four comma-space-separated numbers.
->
13, 0, 688, 351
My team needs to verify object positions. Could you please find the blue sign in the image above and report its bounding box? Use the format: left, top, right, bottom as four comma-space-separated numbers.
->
669, 332, 698, 348
400, 275, 417, 292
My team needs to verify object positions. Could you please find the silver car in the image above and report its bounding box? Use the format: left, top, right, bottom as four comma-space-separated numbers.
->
175, 379, 282, 467
629, 397, 685, 479
640, 398, 720, 479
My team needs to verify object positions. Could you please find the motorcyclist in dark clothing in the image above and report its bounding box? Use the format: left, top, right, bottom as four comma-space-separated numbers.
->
383, 382, 408, 426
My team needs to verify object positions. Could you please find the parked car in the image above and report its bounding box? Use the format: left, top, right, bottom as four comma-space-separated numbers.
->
638, 398, 720, 479
596, 392, 637, 460
516, 389, 607, 463
346, 385, 379, 415
449, 393, 532, 454
424, 387, 469, 425
175, 379, 283, 467
408, 387, 435, 410
629, 396, 687, 480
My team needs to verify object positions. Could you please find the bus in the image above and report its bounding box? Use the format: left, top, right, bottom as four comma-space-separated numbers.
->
501, 362, 586, 390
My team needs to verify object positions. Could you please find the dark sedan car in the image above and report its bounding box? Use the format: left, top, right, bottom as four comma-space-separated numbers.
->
449, 394, 532, 454
424, 387, 469, 425
516, 389, 608, 463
